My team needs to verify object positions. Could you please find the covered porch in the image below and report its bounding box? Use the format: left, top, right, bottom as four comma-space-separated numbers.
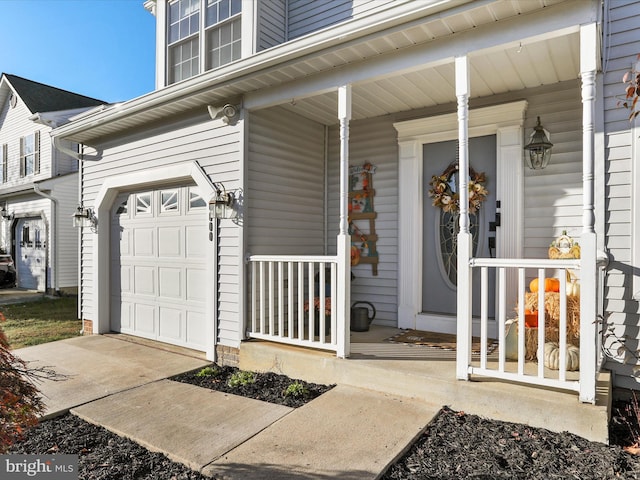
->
244, 0, 606, 405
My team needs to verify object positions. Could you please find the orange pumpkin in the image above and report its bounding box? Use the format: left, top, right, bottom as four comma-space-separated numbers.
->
524, 310, 539, 328
529, 277, 560, 293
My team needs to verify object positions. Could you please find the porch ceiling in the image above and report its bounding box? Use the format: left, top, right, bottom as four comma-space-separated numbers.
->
55, 0, 589, 144
277, 32, 580, 126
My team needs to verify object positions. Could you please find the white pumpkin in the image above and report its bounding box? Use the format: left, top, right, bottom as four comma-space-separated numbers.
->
566, 280, 580, 297
544, 342, 580, 371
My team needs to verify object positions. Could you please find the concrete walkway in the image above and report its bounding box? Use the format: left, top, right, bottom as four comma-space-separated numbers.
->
14, 335, 440, 479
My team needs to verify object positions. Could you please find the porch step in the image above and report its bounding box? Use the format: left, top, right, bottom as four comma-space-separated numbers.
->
239, 339, 612, 444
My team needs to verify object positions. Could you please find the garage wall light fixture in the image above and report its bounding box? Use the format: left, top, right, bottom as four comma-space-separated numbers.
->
72, 205, 97, 231
0, 206, 14, 222
524, 116, 553, 170
209, 184, 236, 220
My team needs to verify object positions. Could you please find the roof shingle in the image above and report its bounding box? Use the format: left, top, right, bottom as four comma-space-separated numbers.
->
3, 73, 105, 113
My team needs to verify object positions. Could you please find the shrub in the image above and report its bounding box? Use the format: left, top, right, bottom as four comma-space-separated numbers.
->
283, 381, 309, 399
0, 312, 45, 453
196, 366, 219, 378
227, 370, 256, 388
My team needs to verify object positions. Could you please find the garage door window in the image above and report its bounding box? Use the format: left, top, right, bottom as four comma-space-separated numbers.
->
161, 189, 179, 213
188, 187, 206, 210
136, 193, 152, 215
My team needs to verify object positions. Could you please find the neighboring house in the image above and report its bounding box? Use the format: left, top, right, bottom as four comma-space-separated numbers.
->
0, 74, 104, 293
51, 0, 639, 405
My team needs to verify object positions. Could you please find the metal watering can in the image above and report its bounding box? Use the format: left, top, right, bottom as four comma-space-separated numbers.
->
350, 301, 376, 332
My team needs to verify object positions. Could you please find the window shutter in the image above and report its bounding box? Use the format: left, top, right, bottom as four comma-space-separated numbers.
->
19, 137, 24, 177
34, 130, 40, 174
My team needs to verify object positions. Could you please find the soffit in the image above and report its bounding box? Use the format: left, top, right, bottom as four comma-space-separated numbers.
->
57, 0, 582, 143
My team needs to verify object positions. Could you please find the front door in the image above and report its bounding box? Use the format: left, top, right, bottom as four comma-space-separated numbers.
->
420, 135, 497, 333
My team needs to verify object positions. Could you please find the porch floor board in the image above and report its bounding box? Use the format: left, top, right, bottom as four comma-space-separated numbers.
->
240, 326, 611, 444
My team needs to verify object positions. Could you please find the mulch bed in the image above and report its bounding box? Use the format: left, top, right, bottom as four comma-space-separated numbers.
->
382, 406, 640, 480
170, 364, 334, 408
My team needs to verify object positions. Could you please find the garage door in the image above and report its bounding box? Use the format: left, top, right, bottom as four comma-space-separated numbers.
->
16, 217, 46, 291
110, 186, 209, 351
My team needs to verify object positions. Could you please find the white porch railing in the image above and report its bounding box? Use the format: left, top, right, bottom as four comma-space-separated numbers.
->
247, 255, 339, 352
465, 257, 598, 394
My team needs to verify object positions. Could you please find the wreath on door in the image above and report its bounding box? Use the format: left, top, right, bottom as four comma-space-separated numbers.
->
428, 163, 488, 214
428, 162, 488, 286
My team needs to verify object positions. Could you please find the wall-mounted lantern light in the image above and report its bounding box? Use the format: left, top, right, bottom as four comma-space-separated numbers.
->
524, 116, 553, 170
209, 184, 236, 219
72, 205, 97, 230
0, 205, 14, 222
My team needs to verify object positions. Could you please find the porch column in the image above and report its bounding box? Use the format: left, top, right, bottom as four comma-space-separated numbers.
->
579, 22, 597, 404
455, 55, 473, 380
337, 84, 352, 358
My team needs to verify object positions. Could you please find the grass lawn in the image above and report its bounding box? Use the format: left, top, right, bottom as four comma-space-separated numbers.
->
1, 296, 81, 349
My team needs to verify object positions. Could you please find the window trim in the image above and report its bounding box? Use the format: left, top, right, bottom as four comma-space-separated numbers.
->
166, 0, 242, 85
20, 131, 40, 177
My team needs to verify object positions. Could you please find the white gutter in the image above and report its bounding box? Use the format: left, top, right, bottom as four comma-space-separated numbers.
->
51, 0, 473, 140
33, 184, 58, 294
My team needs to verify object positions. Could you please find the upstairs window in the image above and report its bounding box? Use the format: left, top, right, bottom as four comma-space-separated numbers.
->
20, 131, 40, 177
167, 0, 241, 85
205, 0, 241, 70
168, 0, 200, 84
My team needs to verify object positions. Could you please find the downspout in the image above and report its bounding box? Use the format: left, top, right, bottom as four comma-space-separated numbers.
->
77, 147, 84, 333
33, 184, 58, 295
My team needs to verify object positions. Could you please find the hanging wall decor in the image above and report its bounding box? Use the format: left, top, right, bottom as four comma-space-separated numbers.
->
348, 162, 379, 275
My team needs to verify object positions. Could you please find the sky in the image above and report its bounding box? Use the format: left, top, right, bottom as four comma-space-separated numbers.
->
0, 0, 156, 103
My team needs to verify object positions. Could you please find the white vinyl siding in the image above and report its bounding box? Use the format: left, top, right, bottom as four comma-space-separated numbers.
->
247, 107, 325, 256
601, 0, 640, 389
521, 81, 583, 259
80, 116, 242, 348
44, 173, 80, 290
327, 116, 399, 327
0, 97, 51, 185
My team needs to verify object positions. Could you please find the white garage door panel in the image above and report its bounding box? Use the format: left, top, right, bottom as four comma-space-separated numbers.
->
120, 302, 132, 330
186, 311, 207, 349
159, 267, 182, 298
159, 227, 181, 257
134, 266, 156, 295
186, 268, 206, 301
133, 228, 155, 256
186, 225, 206, 257
158, 307, 183, 342
111, 187, 209, 352
134, 303, 156, 334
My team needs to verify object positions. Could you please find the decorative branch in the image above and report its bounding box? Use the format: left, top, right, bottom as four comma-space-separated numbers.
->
618, 54, 640, 121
